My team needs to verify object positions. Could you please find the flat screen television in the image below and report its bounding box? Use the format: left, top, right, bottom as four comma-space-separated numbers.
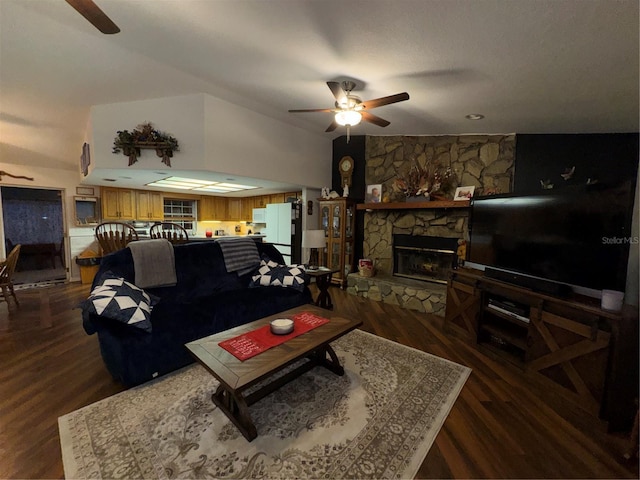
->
466, 182, 635, 296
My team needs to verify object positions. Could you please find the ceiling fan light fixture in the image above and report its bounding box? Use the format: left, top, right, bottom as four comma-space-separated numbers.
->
335, 110, 362, 126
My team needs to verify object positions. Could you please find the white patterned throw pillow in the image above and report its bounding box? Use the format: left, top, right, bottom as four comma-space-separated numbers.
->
81, 273, 156, 332
250, 259, 307, 292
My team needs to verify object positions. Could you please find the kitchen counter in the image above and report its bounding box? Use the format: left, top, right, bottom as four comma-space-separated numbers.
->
189, 234, 265, 241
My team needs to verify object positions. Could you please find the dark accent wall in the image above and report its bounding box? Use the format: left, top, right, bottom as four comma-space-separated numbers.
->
332, 135, 366, 200
514, 133, 639, 194
332, 135, 366, 263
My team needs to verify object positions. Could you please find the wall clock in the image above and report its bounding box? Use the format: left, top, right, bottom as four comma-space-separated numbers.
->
339, 156, 354, 187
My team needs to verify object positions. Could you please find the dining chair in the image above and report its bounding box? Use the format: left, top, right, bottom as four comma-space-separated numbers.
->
149, 222, 189, 244
0, 244, 21, 308
95, 222, 139, 254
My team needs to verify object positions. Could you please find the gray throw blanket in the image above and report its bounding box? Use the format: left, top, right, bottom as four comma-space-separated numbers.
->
128, 239, 177, 289
216, 237, 260, 275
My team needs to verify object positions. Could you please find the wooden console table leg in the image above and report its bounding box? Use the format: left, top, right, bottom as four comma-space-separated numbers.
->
314, 273, 334, 309
211, 385, 257, 441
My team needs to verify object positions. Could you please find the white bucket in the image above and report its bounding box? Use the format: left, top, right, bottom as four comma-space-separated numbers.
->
601, 289, 624, 311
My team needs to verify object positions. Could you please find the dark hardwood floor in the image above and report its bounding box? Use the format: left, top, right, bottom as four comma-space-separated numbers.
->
0, 282, 637, 479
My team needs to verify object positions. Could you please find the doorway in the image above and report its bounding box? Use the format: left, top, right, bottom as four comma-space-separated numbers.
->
1, 186, 67, 287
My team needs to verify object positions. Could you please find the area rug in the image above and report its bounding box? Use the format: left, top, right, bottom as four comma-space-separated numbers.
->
59, 329, 471, 479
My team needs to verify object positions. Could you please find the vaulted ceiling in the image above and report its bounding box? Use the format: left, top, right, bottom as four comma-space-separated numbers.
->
1, 0, 638, 174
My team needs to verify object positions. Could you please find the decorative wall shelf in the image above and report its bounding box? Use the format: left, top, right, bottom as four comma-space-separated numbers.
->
119, 142, 175, 167
356, 199, 470, 210
113, 122, 179, 167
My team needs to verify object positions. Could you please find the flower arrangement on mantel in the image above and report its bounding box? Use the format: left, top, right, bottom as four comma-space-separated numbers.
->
112, 122, 179, 167
392, 157, 455, 201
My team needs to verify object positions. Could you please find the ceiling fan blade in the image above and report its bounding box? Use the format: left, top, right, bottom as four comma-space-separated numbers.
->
327, 81, 347, 105
361, 111, 390, 128
325, 120, 339, 132
361, 92, 410, 110
65, 0, 120, 34
288, 108, 334, 113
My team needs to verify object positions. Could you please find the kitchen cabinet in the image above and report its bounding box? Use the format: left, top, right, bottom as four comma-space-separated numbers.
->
241, 197, 254, 222
102, 187, 135, 220
135, 190, 164, 221
269, 193, 285, 204
254, 195, 269, 208
284, 191, 301, 201
227, 198, 242, 220
318, 198, 356, 288
246, 192, 300, 210
199, 196, 228, 220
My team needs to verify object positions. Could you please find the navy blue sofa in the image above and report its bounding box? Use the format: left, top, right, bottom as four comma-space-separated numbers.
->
81, 241, 312, 387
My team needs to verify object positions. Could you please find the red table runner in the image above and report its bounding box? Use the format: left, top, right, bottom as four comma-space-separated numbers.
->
218, 311, 330, 361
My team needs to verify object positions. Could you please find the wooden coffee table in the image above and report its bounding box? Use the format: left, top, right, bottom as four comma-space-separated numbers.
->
185, 305, 362, 441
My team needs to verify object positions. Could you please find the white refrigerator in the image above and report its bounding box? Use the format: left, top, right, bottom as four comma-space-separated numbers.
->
264, 202, 301, 264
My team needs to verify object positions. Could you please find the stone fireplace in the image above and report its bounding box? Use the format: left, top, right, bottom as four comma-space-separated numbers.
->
347, 207, 467, 316
346, 133, 515, 317
393, 234, 458, 284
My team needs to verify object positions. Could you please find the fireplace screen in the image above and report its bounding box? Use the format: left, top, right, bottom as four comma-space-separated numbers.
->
393, 235, 458, 284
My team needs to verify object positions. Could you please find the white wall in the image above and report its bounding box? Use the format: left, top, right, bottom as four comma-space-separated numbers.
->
89, 93, 332, 189
90, 94, 207, 170
203, 95, 330, 187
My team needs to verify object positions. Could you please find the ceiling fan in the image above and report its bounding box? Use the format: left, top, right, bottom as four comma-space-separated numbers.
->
65, 0, 120, 34
288, 81, 409, 139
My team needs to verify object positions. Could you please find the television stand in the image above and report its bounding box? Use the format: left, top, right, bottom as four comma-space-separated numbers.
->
444, 267, 638, 432
483, 267, 571, 297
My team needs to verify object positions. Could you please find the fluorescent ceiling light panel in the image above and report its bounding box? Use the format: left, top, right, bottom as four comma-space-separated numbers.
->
165, 177, 212, 184
193, 186, 238, 192
146, 176, 259, 192
153, 180, 201, 187
216, 183, 258, 190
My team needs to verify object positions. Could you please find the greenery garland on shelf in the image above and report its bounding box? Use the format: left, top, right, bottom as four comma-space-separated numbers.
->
112, 122, 180, 167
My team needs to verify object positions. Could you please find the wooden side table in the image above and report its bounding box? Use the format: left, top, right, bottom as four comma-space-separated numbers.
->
307, 267, 339, 309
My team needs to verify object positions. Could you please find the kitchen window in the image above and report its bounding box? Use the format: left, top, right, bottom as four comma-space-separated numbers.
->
163, 199, 196, 233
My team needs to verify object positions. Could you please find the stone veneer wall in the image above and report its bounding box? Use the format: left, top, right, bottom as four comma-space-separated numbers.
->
366, 135, 516, 201
363, 134, 516, 276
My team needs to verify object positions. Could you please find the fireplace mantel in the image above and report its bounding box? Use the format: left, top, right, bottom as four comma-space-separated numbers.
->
356, 199, 470, 210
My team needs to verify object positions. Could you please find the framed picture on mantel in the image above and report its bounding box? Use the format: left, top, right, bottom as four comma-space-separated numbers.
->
454, 186, 475, 200
366, 184, 382, 203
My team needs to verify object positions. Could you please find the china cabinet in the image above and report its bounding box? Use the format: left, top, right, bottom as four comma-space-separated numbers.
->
318, 198, 356, 288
